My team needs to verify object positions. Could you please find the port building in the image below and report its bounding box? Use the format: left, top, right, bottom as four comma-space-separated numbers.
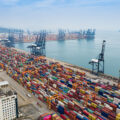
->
0, 81, 18, 120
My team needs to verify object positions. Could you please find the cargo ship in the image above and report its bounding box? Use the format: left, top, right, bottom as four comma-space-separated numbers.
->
0, 27, 96, 43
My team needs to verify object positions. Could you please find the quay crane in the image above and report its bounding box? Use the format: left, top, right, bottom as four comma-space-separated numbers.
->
18, 30, 24, 43
1, 30, 15, 47
28, 31, 46, 56
89, 40, 106, 75
58, 29, 65, 40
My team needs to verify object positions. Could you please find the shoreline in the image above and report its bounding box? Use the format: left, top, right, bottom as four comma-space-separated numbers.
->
47, 57, 118, 84
13, 47, 119, 85
14, 39, 86, 44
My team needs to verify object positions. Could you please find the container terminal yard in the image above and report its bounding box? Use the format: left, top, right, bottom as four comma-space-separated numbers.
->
0, 45, 120, 120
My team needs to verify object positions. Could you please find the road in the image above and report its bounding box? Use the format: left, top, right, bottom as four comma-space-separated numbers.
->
0, 71, 53, 119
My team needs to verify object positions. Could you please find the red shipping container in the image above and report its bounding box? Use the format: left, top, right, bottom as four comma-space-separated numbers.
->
64, 110, 69, 116
60, 114, 67, 120
108, 115, 115, 120
83, 110, 89, 116
109, 103, 117, 111
97, 117, 104, 120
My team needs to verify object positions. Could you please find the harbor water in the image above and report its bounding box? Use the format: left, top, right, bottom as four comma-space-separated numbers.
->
15, 30, 120, 77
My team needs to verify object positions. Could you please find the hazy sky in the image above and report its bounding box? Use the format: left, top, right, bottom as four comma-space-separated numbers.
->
0, 0, 120, 30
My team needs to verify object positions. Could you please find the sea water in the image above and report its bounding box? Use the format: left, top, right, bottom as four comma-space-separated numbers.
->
14, 30, 120, 77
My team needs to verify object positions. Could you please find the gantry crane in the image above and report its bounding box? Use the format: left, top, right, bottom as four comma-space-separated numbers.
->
7, 29, 15, 47
89, 40, 106, 74
86, 29, 96, 39
19, 30, 24, 43
58, 29, 65, 40
28, 31, 46, 56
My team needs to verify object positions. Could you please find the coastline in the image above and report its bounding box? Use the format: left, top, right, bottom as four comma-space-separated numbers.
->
14, 39, 85, 44
13, 47, 119, 85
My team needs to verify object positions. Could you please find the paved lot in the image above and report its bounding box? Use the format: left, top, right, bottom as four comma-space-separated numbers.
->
0, 71, 53, 120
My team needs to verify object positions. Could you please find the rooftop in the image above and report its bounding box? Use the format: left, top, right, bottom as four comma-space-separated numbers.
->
0, 81, 9, 87
0, 89, 16, 98
0, 81, 16, 98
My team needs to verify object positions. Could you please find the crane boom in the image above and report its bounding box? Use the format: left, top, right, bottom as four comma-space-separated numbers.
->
99, 40, 106, 61
28, 31, 46, 56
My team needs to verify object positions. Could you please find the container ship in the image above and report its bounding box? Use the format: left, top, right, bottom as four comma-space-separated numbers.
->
0, 27, 96, 43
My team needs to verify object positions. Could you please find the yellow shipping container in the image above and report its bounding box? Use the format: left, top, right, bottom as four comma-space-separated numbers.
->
67, 75, 71, 79
115, 91, 120, 95
89, 114, 97, 120
91, 115, 97, 120
91, 102, 97, 108
27, 84, 31, 87
95, 87, 100, 92
52, 114, 58, 120
116, 116, 120, 120
19, 78, 22, 81
28, 90, 32, 93
80, 89, 85, 94
117, 113, 120, 117
14, 73, 18, 76
28, 76, 31, 81
88, 114, 92, 119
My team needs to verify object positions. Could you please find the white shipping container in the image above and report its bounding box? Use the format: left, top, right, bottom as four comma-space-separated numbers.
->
116, 108, 120, 114
53, 84, 57, 88
39, 94, 43, 98
113, 97, 120, 104
58, 101, 65, 106
104, 103, 113, 110
69, 101, 74, 105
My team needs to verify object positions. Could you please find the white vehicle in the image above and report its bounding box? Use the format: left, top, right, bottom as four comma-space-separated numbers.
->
27, 94, 31, 98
